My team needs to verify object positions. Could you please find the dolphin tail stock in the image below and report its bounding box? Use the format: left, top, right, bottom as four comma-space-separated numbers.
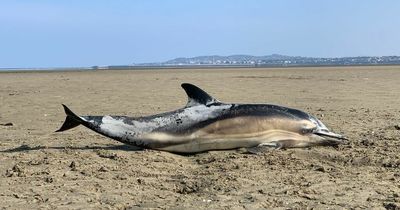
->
56, 104, 85, 132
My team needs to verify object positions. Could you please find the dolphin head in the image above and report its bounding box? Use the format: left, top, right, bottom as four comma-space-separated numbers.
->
303, 115, 347, 146
268, 106, 347, 148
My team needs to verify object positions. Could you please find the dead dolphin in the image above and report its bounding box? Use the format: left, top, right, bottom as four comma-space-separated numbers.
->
56, 83, 346, 153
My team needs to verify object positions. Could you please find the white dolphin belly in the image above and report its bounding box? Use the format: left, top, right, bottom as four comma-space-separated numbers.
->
141, 129, 309, 153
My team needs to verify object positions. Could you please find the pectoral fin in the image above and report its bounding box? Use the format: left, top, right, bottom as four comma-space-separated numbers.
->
246, 142, 282, 154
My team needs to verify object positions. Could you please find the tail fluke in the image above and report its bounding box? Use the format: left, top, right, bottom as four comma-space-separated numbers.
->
56, 104, 84, 132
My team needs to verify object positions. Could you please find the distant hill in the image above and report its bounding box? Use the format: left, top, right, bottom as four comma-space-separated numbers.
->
134, 54, 400, 67
163, 54, 297, 65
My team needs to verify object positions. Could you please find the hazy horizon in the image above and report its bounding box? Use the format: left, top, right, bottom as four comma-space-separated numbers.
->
1, 1, 400, 68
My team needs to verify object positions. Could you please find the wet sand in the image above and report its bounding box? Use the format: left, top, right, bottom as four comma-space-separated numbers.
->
1, 66, 399, 209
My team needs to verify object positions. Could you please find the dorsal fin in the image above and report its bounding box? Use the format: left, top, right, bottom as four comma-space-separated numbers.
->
181, 83, 219, 107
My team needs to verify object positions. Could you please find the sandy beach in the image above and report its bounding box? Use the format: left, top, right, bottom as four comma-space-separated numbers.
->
1, 66, 399, 209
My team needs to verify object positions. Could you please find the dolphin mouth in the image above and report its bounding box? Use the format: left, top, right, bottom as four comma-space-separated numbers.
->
314, 130, 348, 140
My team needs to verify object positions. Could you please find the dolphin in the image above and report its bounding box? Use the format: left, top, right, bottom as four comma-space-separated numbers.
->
56, 83, 346, 154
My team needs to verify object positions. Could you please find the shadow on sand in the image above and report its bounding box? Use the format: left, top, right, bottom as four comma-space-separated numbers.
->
0, 144, 143, 153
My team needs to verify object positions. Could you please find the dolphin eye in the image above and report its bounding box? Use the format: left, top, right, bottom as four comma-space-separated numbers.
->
301, 128, 314, 134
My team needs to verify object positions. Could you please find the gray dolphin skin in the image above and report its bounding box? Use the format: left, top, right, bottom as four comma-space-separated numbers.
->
56, 83, 347, 154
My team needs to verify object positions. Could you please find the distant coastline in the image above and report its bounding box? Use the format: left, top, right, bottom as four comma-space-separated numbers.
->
137, 54, 400, 67
1, 64, 400, 73
2, 54, 400, 72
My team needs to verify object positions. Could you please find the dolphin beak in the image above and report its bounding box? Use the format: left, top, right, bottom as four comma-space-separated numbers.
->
314, 130, 348, 140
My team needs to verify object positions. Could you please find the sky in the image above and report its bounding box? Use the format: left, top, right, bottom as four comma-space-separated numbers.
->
1, 0, 400, 68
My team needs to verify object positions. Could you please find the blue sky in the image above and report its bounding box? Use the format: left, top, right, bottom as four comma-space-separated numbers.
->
1, 0, 400, 68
